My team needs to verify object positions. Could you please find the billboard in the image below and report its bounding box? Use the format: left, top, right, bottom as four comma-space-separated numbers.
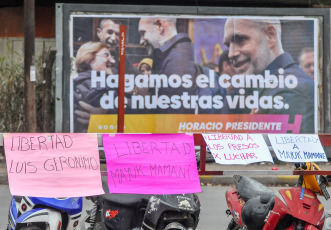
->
65, 11, 319, 134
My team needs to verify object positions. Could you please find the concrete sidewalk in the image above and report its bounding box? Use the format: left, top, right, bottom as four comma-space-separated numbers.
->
2, 160, 329, 186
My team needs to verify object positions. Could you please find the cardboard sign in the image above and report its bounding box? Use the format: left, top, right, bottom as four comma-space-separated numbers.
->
102, 134, 201, 194
268, 134, 327, 162
203, 133, 273, 165
4, 133, 104, 197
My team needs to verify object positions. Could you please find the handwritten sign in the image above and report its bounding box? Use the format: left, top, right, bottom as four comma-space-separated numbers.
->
203, 133, 273, 165
268, 134, 327, 162
102, 134, 201, 194
4, 133, 104, 197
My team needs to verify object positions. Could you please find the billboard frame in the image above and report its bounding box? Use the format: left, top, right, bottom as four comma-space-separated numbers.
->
55, 3, 330, 133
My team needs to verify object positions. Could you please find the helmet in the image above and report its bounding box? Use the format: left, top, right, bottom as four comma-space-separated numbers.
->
241, 195, 275, 230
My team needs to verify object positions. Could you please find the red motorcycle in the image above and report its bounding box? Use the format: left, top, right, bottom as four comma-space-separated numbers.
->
225, 163, 330, 230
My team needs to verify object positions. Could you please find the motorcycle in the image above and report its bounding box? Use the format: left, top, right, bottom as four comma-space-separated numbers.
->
93, 176, 201, 230
6, 196, 98, 230
225, 162, 330, 230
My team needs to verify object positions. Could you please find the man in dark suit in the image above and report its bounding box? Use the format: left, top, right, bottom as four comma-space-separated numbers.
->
138, 17, 197, 114
223, 18, 314, 133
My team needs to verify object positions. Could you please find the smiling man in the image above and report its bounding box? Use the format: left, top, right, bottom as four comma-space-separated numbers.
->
224, 19, 283, 75
96, 18, 139, 75
97, 19, 120, 52
223, 18, 314, 133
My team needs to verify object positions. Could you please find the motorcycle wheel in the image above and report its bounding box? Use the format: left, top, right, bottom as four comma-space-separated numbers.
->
226, 219, 243, 230
6, 208, 11, 230
92, 222, 105, 230
159, 222, 187, 230
18, 226, 42, 230
231, 227, 246, 230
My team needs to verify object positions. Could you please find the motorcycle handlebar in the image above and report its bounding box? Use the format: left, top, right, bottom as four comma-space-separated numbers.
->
294, 162, 321, 171
294, 162, 308, 170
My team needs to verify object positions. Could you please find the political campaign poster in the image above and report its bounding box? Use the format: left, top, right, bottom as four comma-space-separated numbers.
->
102, 133, 201, 194
3, 133, 104, 197
68, 14, 318, 134
268, 134, 327, 163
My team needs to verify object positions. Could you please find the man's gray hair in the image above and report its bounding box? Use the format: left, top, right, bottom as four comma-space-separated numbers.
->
152, 17, 176, 26
251, 19, 282, 43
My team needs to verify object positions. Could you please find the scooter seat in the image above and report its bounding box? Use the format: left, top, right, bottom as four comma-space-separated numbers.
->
102, 193, 150, 208
101, 176, 150, 208
233, 175, 275, 202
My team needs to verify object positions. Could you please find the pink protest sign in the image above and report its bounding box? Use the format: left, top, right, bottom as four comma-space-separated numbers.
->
102, 134, 201, 194
4, 133, 104, 197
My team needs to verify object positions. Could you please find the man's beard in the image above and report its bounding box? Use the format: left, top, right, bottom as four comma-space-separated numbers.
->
252, 38, 273, 75
140, 39, 154, 55
146, 44, 153, 55
233, 42, 272, 75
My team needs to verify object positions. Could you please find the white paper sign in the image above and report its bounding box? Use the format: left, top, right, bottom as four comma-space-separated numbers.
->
30, 65, 36, 82
202, 133, 273, 165
268, 134, 327, 162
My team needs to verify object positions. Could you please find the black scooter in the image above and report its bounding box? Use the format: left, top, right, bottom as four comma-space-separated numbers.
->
93, 176, 201, 230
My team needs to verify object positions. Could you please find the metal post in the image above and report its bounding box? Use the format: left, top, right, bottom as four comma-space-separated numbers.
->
117, 25, 126, 133
24, 0, 37, 132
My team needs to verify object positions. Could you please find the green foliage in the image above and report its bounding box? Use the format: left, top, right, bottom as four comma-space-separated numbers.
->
0, 51, 25, 132
0, 43, 55, 132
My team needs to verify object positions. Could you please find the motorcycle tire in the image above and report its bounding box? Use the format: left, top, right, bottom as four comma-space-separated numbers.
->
6, 208, 11, 230
226, 219, 243, 230
92, 222, 105, 230
158, 222, 188, 230
18, 226, 42, 230
234, 227, 243, 230
229, 225, 247, 230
